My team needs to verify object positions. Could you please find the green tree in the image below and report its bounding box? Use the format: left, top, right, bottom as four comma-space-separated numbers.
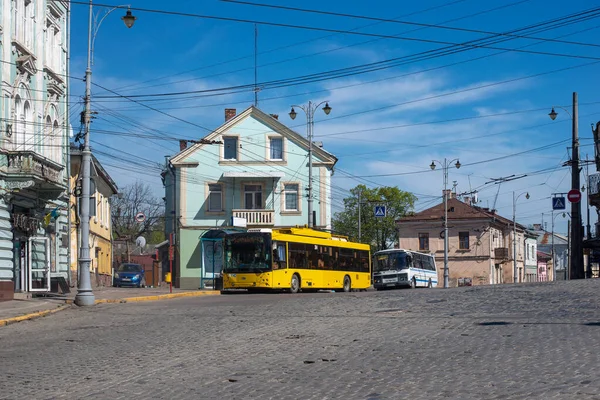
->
332, 185, 416, 251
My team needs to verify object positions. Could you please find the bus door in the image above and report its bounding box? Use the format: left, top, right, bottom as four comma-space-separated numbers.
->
412, 254, 423, 286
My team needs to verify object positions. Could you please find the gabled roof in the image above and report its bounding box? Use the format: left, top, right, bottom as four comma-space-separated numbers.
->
70, 145, 118, 195
398, 197, 527, 230
399, 198, 489, 222
530, 229, 569, 245
170, 105, 338, 166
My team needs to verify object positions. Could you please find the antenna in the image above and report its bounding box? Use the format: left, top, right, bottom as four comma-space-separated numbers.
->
254, 24, 259, 107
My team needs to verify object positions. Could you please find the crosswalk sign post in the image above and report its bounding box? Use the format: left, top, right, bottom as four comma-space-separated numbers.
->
374, 206, 386, 217
552, 197, 566, 210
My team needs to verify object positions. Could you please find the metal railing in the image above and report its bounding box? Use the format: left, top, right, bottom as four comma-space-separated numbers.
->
232, 209, 274, 226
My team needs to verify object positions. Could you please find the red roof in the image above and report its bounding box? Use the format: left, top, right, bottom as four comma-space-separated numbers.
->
398, 198, 526, 230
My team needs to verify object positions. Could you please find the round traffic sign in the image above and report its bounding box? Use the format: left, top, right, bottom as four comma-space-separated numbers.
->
567, 189, 581, 203
135, 212, 146, 222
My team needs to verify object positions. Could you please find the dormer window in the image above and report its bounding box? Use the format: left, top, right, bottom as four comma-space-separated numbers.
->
223, 137, 238, 160
269, 137, 283, 160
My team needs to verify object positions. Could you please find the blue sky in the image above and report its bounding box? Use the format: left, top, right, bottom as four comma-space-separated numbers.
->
67, 0, 600, 235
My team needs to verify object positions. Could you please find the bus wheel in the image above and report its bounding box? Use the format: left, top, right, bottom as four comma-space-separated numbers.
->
427, 279, 433, 288
410, 278, 416, 289
343, 275, 351, 292
290, 274, 301, 294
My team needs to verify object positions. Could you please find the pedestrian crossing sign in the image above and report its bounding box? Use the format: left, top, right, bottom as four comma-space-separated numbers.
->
374, 206, 386, 217
552, 196, 566, 210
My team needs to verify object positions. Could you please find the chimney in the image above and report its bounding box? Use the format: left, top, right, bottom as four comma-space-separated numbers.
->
179, 140, 187, 151
533, 224, 542, 231
463, 196, 471, 206
225, 108, 236, 122
270, 114, 279, 120
443, 189, 454, 199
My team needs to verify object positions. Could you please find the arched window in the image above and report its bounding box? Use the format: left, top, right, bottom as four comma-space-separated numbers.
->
45, 115, 52, 159
23, 101, 33, 150
14, 95, 23, 149
53, 120, 61, 163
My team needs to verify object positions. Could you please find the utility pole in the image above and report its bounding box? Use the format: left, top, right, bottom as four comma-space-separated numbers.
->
570, 92, 583, 280
549, 93, 583, 279
430, 158, 461, 288
358, 190, 361, 242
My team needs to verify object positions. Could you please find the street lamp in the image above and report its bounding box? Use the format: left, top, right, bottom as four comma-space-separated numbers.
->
76, 2, 136, 307
289, 101, 331, 228
512, 191, 530, 283
430, 158, 461, 288
549, 93, 583, 280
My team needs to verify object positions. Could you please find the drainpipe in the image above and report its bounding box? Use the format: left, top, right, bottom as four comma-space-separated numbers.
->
66, 2, 72, 287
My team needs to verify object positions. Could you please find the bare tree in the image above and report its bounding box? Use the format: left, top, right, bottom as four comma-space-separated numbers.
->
111, 181, 164, 242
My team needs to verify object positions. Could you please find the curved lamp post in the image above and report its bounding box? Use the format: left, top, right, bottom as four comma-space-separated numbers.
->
430, 158, 461, 288
513, 191, 530, 283
289, 101, 331, 228
76, 2, 136, 307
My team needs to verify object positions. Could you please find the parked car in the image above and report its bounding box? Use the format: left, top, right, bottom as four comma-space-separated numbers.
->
113, 263, 146, 288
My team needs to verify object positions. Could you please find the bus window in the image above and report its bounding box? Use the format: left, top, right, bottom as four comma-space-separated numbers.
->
359, 250, 370, 273
272, 242, 287, 270
289, 242, 307, 269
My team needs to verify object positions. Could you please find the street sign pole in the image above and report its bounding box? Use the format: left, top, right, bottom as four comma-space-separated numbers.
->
169, 233, 173, 293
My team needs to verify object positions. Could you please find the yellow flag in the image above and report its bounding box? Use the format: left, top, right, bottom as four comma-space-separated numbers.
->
43, 212, 52, 227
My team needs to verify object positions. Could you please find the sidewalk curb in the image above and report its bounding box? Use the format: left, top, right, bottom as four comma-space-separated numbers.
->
0, 304, 72, 327
64, 290, 221, 305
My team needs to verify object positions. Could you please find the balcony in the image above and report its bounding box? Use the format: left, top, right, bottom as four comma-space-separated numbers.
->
1, 150, 65, 191
232, 209, 274, 226
494, 247, 509, 260
588, 173, 600, 208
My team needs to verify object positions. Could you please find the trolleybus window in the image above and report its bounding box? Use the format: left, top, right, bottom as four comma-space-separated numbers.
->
224, 233, 271, 273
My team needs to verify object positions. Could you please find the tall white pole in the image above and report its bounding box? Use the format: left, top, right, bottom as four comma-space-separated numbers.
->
513, 192, 518, 284
358, 189, 361, 241
307, 101, 313, 228
552, 211, 555, 281
443, 159, 449, 288
75, 0, 96, 306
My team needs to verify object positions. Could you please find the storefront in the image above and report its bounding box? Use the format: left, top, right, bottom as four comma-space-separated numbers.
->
0, 177, 69, 301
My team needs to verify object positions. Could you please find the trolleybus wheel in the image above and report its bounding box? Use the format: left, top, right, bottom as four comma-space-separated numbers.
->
290, 274, 301, 294
343, 275, 351, 292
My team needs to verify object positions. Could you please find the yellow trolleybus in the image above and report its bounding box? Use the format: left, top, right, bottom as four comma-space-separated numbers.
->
222, 227, 371, 293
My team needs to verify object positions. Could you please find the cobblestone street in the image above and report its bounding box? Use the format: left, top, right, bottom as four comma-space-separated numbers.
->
1, 280, 600, 399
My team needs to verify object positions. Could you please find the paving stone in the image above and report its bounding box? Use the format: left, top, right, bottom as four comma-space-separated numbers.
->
1, 280, 600, 399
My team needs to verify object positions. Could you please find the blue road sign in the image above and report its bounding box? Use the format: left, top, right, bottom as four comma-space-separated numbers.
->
374, 206, 386, 217
552, 197, 566, 210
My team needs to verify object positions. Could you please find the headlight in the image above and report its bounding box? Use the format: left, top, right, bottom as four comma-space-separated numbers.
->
133, 274, 140, 280
114, 273, 120, 278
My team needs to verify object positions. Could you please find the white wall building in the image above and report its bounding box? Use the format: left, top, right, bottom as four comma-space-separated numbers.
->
0, 0, 71, 300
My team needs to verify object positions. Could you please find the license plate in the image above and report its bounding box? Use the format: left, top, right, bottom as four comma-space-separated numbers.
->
122, 278, 131, 281
383, 279, 397, 283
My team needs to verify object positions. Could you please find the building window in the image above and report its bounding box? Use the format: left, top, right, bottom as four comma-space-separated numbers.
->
418, 233, 429, 251
244, 184, 262, 209
208, 184, 223, 211
459, 231, 469, 250
105, 198, 110, 229
223, 137, 237, 160
283, 184, 299, 211
99, 194, 104, 225
270, 137, 283, 160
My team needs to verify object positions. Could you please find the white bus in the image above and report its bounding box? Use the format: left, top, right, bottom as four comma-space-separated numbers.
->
372, 249, 438, 290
